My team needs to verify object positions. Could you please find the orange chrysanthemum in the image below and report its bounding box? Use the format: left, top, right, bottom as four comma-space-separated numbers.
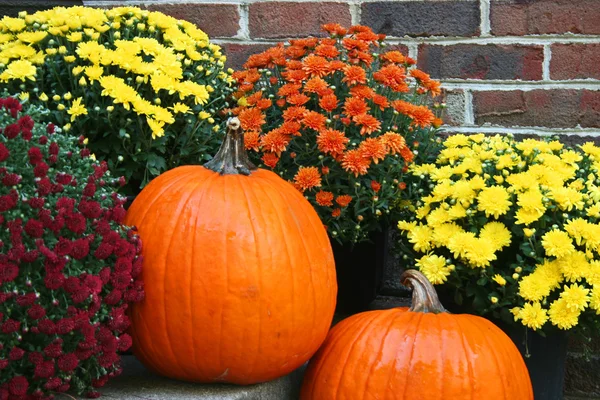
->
349, 85, 375, 100
343, 97, 369, 117
342, 65, 367, 86
262, 152, 279, 168
326, 60, 347, 73
286, 46, 306, 59
335, 194, 353, 207
291, 38, 318, 48
283, 69, 307, 82
278, 83, 302, 97
391, 100, 415, 115
315, 190, 334, 206
410, 69, 431, 82
244, 130, 260, 151
342, 38, 369, 52
317, 129, 349, 155
303, 54, 330, 77
239, 107, 266, 131
332, 208, 341, 218
341, 149, 370, 177
359, 138, 387, 164
304, 77, 330, 96
280, 120, 302, 136
373, 64, 408, 92
322, 23, 347, 36
400, 146, 414, 163
410, 105, 435, 127
371, 181, 381, 192
319, 94, 338, 112
380, 132, 407, 155
372, 94, 390, 110
244, 53, 270, 69
315, 44, 340, 59
283, 106, 308, 122
287, 93, 311, 106
349, 50, 373, 66
256, 98, 272, 110
303, 111, 327, 131
287, 60, 304, 70
352, 113, 381, 135
321, 166, 330, 175
246, 92, 263, 106
380, 50, 406, 64
294, 166, 322, 192
260, 129, 290, 155
423, 79, 442, 97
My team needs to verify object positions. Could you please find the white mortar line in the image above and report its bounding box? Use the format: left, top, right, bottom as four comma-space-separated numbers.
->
543, 44, 552, 81
442, 81, 600, 91
407, 42, 419, 61
445, 125, 600, 137
464, 90, 475, 125
236, 3, 250, 40
349, 1, 361, 26
479, 0, 491, 37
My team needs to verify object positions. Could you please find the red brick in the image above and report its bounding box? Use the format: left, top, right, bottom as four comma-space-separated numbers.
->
473, 90, 600, 128
361, 1, 480, 37
145, 3, 240, 38
550, 44, 600, 80
221, 43, 273, 70
248, 2, 351, 39
418, 44, 543, 80
491, 0, 600, 35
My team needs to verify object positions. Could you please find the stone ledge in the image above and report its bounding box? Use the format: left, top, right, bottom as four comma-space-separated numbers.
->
98, 356, 306, 400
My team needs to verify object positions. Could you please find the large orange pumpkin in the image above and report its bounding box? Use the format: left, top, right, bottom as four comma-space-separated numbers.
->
300, 270, 533, 399
125, 118, 337, 384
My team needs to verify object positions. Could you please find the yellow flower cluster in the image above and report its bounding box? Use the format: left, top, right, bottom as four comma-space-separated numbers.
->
398, 134, 600, 332
0, 6, 231, 139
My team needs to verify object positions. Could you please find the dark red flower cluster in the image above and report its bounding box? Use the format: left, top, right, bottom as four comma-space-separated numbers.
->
0, 98, 144, 399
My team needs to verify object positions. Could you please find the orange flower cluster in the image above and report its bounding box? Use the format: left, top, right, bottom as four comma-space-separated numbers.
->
232, 24, 442, 243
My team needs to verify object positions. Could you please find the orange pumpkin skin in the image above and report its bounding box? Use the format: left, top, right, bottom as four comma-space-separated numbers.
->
300, 273, 533, 399
124, 124, 337, 385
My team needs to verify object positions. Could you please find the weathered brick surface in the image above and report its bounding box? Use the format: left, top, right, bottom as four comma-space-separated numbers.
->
473, 90, 600, 128
418, 44, 543, 80
248, 2, 351, 39
145, 4, 239, 38
0, 0, 81, 16
221, 43, 273, 70
490, 0, 600, 35
551, 44, 600, 81
361, 1, 480, 37
565, 354, 600, 397
439, 89, 466, 126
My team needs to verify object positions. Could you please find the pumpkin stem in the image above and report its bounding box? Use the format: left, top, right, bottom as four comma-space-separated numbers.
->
204, 117, 257, 175
401, 269, 447, 314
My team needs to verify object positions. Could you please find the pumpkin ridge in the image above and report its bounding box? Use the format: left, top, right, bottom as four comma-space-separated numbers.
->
466, 318, 509, 399
262, 177, 323, 350
400, 312, 425, 400
232, 176, 264, 376
381, 311, 415, 400
188, 174, 220, 375
332, 312, 386, 399
453, 315, 477, 400
252, 179, 298, 368
131, 167, 199, 228
435, 313, 445, 399
130, 302, 160, 372
359, 310, 402, 400
303, 313, 371, 399
488, 325, 531, 397
216, 176, 230, 377
161, 173, 214, 379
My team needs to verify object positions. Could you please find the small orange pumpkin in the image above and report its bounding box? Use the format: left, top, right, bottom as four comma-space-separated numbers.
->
300, 270, 533, 399
125, 118, 337, 384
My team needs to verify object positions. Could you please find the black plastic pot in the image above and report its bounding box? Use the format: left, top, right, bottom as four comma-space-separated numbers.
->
330, 229, 389, 314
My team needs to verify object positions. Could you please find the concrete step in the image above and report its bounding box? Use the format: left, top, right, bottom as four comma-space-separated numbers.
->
98, 356, 306, 400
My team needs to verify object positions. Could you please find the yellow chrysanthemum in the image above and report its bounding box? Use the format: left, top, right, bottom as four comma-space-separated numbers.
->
476, 186, 512, 218
518, 260, 562, 301
590, 286, 600, 314
431, 223, 463, 248
406, 225, 434, 253
541, 230, 575, 258
479, 221, 511, 251
415, 255, 451, 285
0, 59, 36, 82
67, 97, 88, 121
492, 274, 507, 286
558, 251, 590, 283
548, 298, 580, 330
516, 302, 548, 330
559, 283, 590, 312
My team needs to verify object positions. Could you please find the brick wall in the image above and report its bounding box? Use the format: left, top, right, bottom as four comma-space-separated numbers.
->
75, 0, 600, 140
